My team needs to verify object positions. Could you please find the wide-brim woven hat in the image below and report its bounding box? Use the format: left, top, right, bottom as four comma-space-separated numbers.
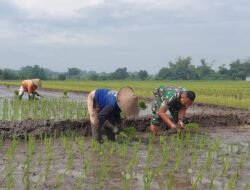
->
31, 79, 41, 88
117, 86, 139, 118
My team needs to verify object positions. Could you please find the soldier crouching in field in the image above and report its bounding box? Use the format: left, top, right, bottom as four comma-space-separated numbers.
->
149, 85, 195, 134
87, 86, 139, 143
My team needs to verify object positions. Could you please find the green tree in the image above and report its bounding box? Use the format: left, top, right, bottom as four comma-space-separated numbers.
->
168, 57, 197, 80
89, 73, 99, 80
110, 67, 129, 80
19, 65, 46, 79
156, 67, 171, 80
2, 69, 18, 79
196, 59, 216, 79
229, 60, 248, 80
58, 74, 66, 80
138, 70, 148, 80
67, 67, 81, 76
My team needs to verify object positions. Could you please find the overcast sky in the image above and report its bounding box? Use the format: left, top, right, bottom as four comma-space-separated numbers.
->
0, 0, 249, 73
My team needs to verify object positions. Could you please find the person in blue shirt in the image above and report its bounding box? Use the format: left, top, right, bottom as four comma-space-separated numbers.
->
87, 86, 139, 143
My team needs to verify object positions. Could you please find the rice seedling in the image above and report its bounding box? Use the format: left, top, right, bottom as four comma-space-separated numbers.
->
191, 147, 198, 168
122, 171, 132, 190
237, 152, 248, 171
243, 176, 250, 190
141, 136, 158, 190
0, 135, 3, 147
143, 169, 156, 190
208, 169, 217, 190
226, 172, 237, 190
122, 141, 140, 189
236, 143, 241, 154
74, 153, 91, 190
205, 146, 212, 170
3, 137, 17, 190
157, 136, 169, 175
62, 91, 69, 98
221, 155, 230, 177
76, 136, 85, 154
109, 142, 115, 155
0, 98, 87, 121
213, 138, 221, 158
192, 167, 205, 190
138, 100, 147, 110
91, 138, 100, 152
22, 135, 35, 190
2, 99, 9, 120
165, 170, 176, 190
14, 90, 19, 97
117, 139, 129, 159
43, 136, 54, 180
93, 143, 111, 190
0, 127, 249, 189
174, 147, 182, 171
65, 145, 75, 172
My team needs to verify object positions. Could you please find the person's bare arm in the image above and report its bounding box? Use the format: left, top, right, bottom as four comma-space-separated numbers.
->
178, 107, 187, 129
158, 106, 177, 129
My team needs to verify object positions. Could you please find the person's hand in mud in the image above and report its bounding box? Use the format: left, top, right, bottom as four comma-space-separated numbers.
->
178, 119, 184, 129
177, 119, 189, 132
103, 120, 120, 134
165, 122, 178, 135
170, 123, 177, 129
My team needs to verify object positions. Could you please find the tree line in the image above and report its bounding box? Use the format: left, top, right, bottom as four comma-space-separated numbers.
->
0, 57, 249, 80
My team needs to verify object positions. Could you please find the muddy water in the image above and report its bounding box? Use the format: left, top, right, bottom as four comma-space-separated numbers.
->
0, 85, 85, 102
0, 129, 249, 190
1, 85, 250, 120
1, 85, 250, 189
0, 85, 152, 116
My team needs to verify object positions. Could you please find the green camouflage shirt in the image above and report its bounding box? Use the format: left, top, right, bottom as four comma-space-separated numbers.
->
151, 85, 186, 125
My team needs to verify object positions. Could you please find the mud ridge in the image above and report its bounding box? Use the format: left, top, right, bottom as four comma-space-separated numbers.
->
0, 110, 250, 139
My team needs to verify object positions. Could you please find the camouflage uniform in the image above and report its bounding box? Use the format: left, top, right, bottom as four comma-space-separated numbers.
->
151, 85, 186, 126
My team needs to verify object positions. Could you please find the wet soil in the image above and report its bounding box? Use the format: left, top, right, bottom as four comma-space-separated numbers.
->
1, 85, 250, 189
0, 85, 250, 138
0, 129, 249, 190
0, 103, 249, 139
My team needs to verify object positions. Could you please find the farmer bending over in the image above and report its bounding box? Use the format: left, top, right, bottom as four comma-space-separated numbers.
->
149, 85, 195, 134
19, 79, 43, 100
87, 86, 139, 143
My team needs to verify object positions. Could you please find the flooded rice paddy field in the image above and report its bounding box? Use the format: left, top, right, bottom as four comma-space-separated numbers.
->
0, 131, 249, 190
0, 85, 250, 189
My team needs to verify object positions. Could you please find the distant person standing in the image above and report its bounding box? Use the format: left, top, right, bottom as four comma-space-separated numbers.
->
87, 86, 139, 143
19, 79, 43, 100
149, 85, 195, 134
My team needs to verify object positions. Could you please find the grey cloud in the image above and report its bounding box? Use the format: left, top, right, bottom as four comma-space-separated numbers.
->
0, 0, 250, 73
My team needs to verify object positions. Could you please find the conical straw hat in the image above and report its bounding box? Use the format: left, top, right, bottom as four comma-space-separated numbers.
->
117, 86, 139, 118
31, 79, 41, 88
